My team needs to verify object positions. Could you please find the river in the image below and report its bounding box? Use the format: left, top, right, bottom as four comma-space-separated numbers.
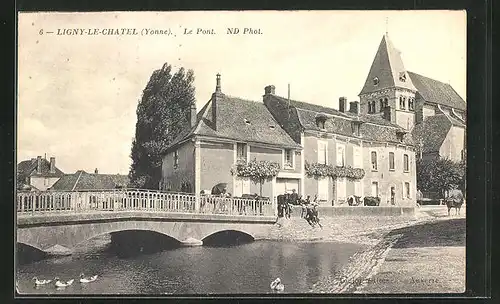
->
16, 234, 366, 295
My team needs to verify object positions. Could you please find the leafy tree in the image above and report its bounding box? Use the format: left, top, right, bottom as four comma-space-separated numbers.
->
129, 63, 195, 189
230, 159, 280, 196
416, 157, 465, 198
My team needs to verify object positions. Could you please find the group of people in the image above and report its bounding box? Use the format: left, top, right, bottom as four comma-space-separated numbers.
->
276, 189, 322, 228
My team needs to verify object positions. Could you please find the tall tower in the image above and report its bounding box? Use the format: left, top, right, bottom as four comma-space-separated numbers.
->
358, 35, 417, 130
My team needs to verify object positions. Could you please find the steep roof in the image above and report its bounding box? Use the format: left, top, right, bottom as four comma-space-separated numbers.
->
265, 94, 414, 146
360, 35, 416, 95
168, 94, 301, 150
408, 71, 466, 111
411, 114, 453, 153
50, 170, 130, 191
17, 158, 65, 178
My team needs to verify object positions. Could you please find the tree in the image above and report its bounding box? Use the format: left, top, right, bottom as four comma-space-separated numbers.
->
416, 157, 465, 198
129, 63, 195, 189
230, 159, 280, 196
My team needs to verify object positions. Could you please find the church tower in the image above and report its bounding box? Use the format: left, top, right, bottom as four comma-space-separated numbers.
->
359, 35, 417, 130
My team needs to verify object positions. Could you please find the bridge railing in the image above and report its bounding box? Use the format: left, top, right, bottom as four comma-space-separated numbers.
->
16, 190, 273, 216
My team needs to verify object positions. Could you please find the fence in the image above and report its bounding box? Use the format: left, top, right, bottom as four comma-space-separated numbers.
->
16, 189, 273, 217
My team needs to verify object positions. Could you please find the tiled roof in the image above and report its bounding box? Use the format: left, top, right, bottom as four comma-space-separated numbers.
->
168, 94, 301, 150
17, 158, 65, 178
50, 170, 130, 191
360, 35, 416, 95
266, 94, 414, 146
411, 114, 453, 153
408, 71, 466, 111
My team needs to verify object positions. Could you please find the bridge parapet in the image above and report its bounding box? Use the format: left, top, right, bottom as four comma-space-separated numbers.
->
16, 189, 274, 217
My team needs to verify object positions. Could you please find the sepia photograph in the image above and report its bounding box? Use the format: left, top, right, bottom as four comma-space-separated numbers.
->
16, 10, 467, 295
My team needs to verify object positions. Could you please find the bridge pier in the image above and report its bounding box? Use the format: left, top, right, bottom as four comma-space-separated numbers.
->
180, 237, 203, 246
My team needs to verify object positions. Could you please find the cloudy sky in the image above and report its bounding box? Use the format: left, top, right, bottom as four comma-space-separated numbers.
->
18, 10, 466, 175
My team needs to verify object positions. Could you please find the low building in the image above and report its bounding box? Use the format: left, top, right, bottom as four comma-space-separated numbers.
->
17, 156, 64, 191
161, 74, 302, 198
49, 168, 129, 191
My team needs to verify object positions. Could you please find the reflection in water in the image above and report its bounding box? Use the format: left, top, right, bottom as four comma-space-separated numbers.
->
17, 234, 366, 294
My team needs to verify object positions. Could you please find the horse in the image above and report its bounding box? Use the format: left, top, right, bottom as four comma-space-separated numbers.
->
305, 204, 322, 228
445, 189, 464, 216
347, 195, 363, 206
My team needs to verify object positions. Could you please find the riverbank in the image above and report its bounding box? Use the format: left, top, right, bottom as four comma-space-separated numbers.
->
301, 205, 466, 293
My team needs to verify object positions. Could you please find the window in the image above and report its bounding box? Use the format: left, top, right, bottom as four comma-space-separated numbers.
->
173, 150, 179, 169
403, 154, 409, 172
353, 146, 362, 168
389, 152, 395, 170
384, 97, 388, 108
408, 97, 414, 111
399, 72, 407, 82
373, 77, 379, 85
318, 141, 327, 164
368, 101, 376, 114
336, 144, 345, 167
405, 182, 411, 199
371, 151, 378, 171
351, 122, 360, 136
371, 181, 379, 197
399, 96, 406, 110
336, 178, 346, 201
354, 180, 362, 196
379, 99, 384, 112
284, 149, 294, 169
237, 143, 247, 162
316, 116, 327, 129
318, 177, 329, 201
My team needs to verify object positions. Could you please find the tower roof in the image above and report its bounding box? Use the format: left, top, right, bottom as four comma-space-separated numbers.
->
359, 35, 416, 95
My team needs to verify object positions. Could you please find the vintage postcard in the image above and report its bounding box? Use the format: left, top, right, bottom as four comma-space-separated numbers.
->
16, 10, 466, 295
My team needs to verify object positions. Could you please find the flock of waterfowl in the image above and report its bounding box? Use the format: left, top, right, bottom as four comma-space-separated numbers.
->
23, 273, 98, 290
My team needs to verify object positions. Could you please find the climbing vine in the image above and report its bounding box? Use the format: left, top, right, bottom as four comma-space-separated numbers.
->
230, 159, 280, 196
305, 161, 365, 180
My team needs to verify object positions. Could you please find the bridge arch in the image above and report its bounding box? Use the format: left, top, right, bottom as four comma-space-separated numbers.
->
73, 228, 183, 249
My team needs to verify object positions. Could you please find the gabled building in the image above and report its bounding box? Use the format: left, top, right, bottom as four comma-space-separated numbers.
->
17, 156, 64, 191
161, 74, 302, 198
359, 34, 466, 162
49, 168, 129, 191
264, 86, 417, 206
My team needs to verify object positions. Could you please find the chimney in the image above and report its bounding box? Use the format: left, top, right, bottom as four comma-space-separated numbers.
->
36, 156, 42, 174
349, 101, 360, 115
211, 73, 224, 131
264, 85, 275, 95
339, 97, 347, 113
49, 157, 55, 173
215, 73, 221, 93
94, 168, 99, 174
190, 103, 197, 128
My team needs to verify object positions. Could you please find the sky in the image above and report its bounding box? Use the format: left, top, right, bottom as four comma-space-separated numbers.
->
17, 10, 466, 175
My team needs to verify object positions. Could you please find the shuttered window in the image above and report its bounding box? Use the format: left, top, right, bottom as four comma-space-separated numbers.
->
336, 144, 345, 167
318, 141, 327, 164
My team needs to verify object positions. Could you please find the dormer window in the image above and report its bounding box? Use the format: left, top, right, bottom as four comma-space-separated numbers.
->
351, 121, 361, 137
244, 119, 251, 125
399, 72, 407, 82
373, 77, 379, 86
316, 115, 327, 130
396, 131, 405, 143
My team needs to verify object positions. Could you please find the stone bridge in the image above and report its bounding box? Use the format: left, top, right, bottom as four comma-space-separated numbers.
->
17, 211, 276, 254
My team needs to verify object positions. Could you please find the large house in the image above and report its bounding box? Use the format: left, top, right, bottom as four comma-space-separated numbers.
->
49, 168, 129, 191
359, 35, 466, 162
264, 86, 416, 206
162, 74, 417, 206
17, 156, 64, 191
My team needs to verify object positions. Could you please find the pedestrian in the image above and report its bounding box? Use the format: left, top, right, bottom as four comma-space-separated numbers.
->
289, 189, 299, 206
